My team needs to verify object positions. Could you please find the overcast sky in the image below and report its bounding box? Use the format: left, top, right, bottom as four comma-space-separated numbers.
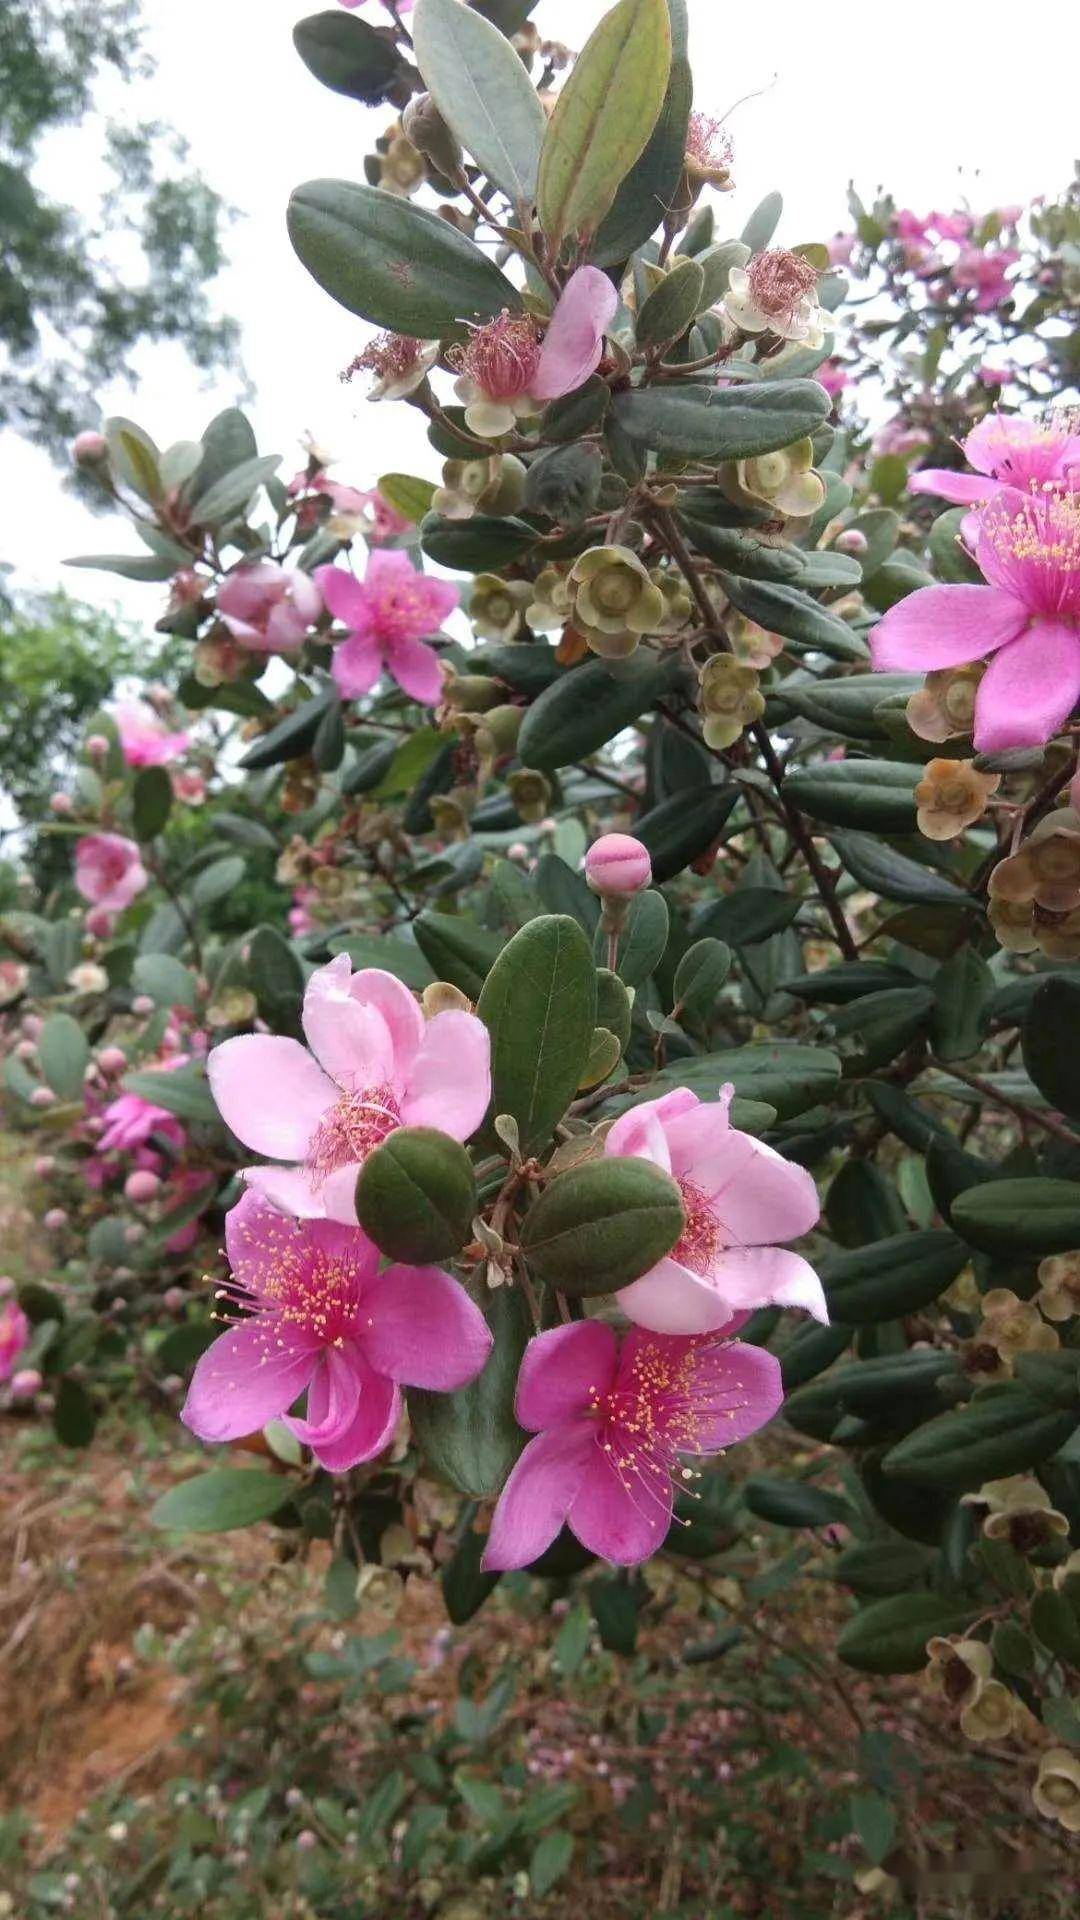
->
4, 0, 1077, 622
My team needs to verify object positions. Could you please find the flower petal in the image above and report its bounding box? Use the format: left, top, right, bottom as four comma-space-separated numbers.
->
617, 1246, 827, 1333
974, 620, 1080, 752
667, 1123, 820, 1245
569, 1443, 673, 1565
401, 1010, 491, 1140
870, 584, 1028, 672
313, 563, 373, 634
908, 469, 997, 504
531, 265, 619, 402
286, 1344, 399, 1470
332, 634, 383, 699
662, 1335, 785, 1451
206, 1034, 336, 1159
241, 1163, 330, 1218
302, 955, 396, 1090
514, 1321, 619, 1431
386, 635, 444, 705
604, 1098, 677, 1173
482, 1424, 595, 1571
351, 968, 426, 1078
361, 1264, 493, 1389
181, 1322, 318, 1443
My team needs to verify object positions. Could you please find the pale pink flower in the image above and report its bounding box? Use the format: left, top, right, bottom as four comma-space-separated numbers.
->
894, 209, 932, 243
928, 210, 972, 241
206, 955, 491, 1224
216, 562, 322, 653
181, 1190, 488, 1472
951, 247, 1019, 311
75, 834, 148, 912
827, 232, 856, 267
910, 411, 1080, 507
113, 699, 190, 768
451, 268, 619, 436
722, 250, 826, 348
871, 487, 1080, 752
0, 1300, 30, 1383
315, 551, 458, 705
97, 1090, 186, 1157
483, 1320, 783, 1569
604, 1085, 825, 1334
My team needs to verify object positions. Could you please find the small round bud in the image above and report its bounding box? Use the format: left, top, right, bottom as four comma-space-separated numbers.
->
86, 734, 110, 760
22, 1014, 43, 1040
73, 430, 108, 464
163, 1286, 186, 1314
50, 792, 74, 816
295, 1829, 318, 1852
30, 1086, 56, 1109
585, 833, 652, 898
124, 1169, 160, 1203
15, 1039, 36, 1061
10, 1368, 42, 1402
131, 994, 155, 1016
97, 1046, 127, 1076
33, 1155, 56, 1178
44, 1208, 68, 1231
84, 906, 115, 939
836, 528, 868, 555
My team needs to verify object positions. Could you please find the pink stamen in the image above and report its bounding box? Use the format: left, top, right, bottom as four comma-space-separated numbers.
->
448, 311, 541, 402
306, 1084, 401, 1185
746, 248, 819, 320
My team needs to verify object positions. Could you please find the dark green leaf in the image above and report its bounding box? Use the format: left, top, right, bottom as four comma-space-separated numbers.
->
477, 916, 597, 1153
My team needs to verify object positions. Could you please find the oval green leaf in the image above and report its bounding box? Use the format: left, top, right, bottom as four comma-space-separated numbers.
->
477, 914, 597, 1154
413, 0, 548, 207
521, 1155, 685, 1294
537, 0, 672, 251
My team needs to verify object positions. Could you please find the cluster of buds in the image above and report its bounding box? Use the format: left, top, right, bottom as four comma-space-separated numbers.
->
698, 653, 765, 749
566, 546, 666, 659
914, 758, 1000, 840
989, 807, 1080, 957
720, 437, 826, 522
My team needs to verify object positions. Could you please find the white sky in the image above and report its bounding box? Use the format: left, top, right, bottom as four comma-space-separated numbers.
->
3, 0, 1077, 622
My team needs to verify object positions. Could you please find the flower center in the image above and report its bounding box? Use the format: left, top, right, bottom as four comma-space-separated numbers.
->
983, 489, 1080, 601
673, 1179, 725, 1275
449, 311, 541, 402
344, 333, 426, 389
746, 248, 819, 320
306, 1084, 401, 1185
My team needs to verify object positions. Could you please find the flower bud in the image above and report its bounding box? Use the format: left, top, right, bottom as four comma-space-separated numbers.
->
163, 1287, 186, 1313
73, 430, 108, 465
401, 93, 463, 178
97, 1046, 127, 1076
441, 671, 503, 714
33, 1156, 56, 1178
835, 528, 868, 555
44, 1208, 68, 1231
131, 994, 155, 1016
85, 907, 115, 939
585, 834, 652, 898
50, 792, 74, 816
30, 1086, 56, 1109
10, 1368, 42, 1402
86, 733, 110, 760
507, 769, 552, 824
125, 1170, 161, 1204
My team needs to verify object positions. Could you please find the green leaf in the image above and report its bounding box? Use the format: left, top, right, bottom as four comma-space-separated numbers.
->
820, 1230, 967, 1324
518, 653, 675, 772
520, 1156, 685, 1294
121, 1063, 219, 1125
831, 830, 975, 910
53, 1377, 97, 1448
782, 761, 919, 835
592, 0, 690, 265
932, 947, 992, 1062
412, 911, 503, 998
530, 1830, 574, 1898
674, 938, 732, 1017
409, 1283, 528, 1495
534, 853, 599, 934
721, 572, 860, 659
1023, 977, 1080, 1122
828, 985, 934, 1072
288, 179, 521, 335
1032, 1589, 1080, 1665
413, 0, 548, 206
680, 518, 806, 584
188, 409, 258, 500
65, 551, 176, 582
376, 472, 437, 523
238, 688, 337, 770
420, 513, 537, 571
951, 1178, 1080, 1256
837, 1593, 977, 1674
653, 1041, 840, 1121
151, 1469, 292, 1532
441, 1522, 501, 1624
779, 1320, 852, 1390
693, 888, 800, 948
536, 0, 672, 252
595, 887, 669, 989
188, 855, 246, 911
590, 1573, 640, 1655
851, 1791, 897, 1866
882, 1389, 1077, 1491
477, 915, 597, 1154
742, 1476, 852, 1529
248, 926, 305, 1036
132, 765, 173, 840
187, 455, 282, 528
613, 379, 831, 460
329, 933, 435, 989
38, 1013, 90, 1100
636, 256, 705, 347
633, 785, 739, 884
293, 10, 402, 102
132, 953, 198, 1010
825, 1160, 908, 1247
773, 673, 920, 740
833, 1540, 936, 1599
740, 191, 782, 252
356, 1127, 477, 1262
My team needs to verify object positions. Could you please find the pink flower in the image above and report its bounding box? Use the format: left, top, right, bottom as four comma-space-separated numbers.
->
97, 1090, 186, 1157
603, 1085, 825, 1334
827, 232, 856, 267
482, 1320, 783, 1569
113, 699, 190, 768
181, 1190, 489, 1472
951, 247, 1019, 311
928, 209, 972, 241
172, 769, 206, 806
165, 1171, 216, 1253
910, 411, 1080, 507
75, 834, 148, 913
816, 359, 850, 399
871, 487, 1080, 752
216, 562, 322, 654
451, 268, 618, 436
206, 955, 491, 1224
356, 489, 411, 544
894, 209, 932, 243
0, 1300, 30, 1383
315, 551, 458, 705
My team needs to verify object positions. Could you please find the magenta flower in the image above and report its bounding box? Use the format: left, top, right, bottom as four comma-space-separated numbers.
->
0, 1300, 31, 1384
315, 551, 458, 706
451, 268, 619, 436
207, 955, 491, 1223
951, 246, 1019, 311
181, 1191, 490, 1472
483, 1320, 783, 1569
216, 561, 322, 654
112, 698, 190, 768
604, 1086, 825, 1334
75, 833, 148, 912
97, 1085, 186, 1156
910, 412, 1080, 508
871, 487, 1080, 752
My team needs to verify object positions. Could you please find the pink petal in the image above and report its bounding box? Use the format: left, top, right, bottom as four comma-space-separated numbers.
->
665, 1336, 785, 1450
514, 1321, 618, 1431
531, 266, 619, 403
301, 955, 396, 1089
870, 584, 1028, 672
206, 1035, 336, 1159
974, 619, 1080, 752
666, 1121, 820, 1245
288, 569, 323, 625
350, 968, 425, 1078
569, 1444, 673, 1565
360, 1264, 493, 1389
332, 634, 383, 699
181, 1321, 318, 1443
286, 1344, 399, 1470
313, 563, 373, 634
604, 1099, 676, 1173
241, 1163, 331, 1219
617, 1247, 827, 1334
482, 1424, 595, 1571
216, 561, 283, 620
907, 470, 997, 504
401, 1010, 491, 1140
386, 635, 443, 705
